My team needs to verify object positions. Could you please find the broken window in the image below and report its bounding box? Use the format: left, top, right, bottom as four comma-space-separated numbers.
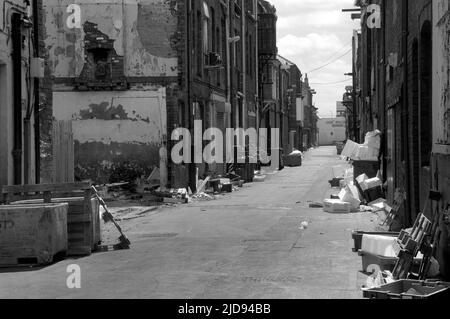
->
76, 22, 125, 90
89, 48, 110, 80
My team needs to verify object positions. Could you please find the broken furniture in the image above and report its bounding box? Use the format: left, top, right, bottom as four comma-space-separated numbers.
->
363, 280, 450, 299
392, 191, 443, 280
0, 203, 68, 267
393, 214, 432, 257
2, 183, 101, 256
392, 214, 433, 280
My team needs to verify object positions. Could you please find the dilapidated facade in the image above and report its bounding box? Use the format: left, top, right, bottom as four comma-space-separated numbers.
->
0, 0, 42, 187
432, 0, 450, 279
41, 0, 182, 187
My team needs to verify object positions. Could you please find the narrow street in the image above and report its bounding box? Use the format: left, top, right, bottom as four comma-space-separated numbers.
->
0, 147, 373, 299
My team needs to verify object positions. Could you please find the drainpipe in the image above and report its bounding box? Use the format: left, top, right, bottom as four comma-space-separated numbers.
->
12, 13, 23, 185
186, 0, 196, 191
402, 0, 412, 226
33, 0, 40, 183
255, 3, 260, 166
225, 2, 231, 107
241, 0, 246, 130
224, 0, 232, 172
381, 0, 388, 188
241, 0, 248, 173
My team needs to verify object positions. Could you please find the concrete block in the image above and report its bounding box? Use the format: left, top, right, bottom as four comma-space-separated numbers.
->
0, 203, 68, 267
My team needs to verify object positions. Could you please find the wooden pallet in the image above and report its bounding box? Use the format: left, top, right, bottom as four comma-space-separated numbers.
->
2, 183, 101, 256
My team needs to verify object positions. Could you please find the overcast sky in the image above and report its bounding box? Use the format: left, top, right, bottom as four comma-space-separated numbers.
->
270, 0, 360, 118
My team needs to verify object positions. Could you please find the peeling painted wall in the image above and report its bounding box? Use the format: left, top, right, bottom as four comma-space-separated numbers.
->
53, 87, 167, 183
43, 0, 178, 78
432, 0, 450, 280
433, 0, 450, 154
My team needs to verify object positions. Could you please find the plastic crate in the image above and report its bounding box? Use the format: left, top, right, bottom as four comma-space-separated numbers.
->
363, 280, 450, 299
352, 160, 380, 181
358, 251, 398, 273
352, 231, 400, 252
363, 187, 385, 203
358, 251, 422, 274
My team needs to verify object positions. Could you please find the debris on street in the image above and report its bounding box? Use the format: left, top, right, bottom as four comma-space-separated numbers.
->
299, 221, 309, 230
284, 150, 303, 167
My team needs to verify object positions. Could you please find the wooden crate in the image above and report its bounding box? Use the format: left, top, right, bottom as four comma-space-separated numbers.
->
0, 203, 68, 267
2, 182, 101, 256
12, 198, 101, 256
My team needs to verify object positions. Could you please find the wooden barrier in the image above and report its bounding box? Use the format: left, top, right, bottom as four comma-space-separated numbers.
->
1, 183, 101, 256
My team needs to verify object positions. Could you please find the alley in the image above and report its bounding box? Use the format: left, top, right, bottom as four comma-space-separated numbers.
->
0, 147, 373, 299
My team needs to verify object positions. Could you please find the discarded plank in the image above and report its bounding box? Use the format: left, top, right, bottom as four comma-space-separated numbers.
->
196, 176, 211, 194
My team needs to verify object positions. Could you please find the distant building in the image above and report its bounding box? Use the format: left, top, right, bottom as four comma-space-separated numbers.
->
318, 118, 346, 146
300, 75, 318, 149
336, 101, 347, 118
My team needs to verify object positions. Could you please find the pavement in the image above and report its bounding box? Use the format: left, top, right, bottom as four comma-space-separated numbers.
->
0, 146, 376, 299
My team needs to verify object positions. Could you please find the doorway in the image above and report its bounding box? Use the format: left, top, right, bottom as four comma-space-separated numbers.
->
418, 21, 433, 216
0, 63, 7, 186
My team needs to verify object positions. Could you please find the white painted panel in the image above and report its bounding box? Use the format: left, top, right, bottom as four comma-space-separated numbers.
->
53, 88, 167, 145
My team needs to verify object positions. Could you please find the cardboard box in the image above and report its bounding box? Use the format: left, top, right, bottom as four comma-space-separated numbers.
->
365, 177, 383, 189
339, 185, 361, 211
341, 140, 360, 159
356, 174, 369, 191
323, 199, 351, 214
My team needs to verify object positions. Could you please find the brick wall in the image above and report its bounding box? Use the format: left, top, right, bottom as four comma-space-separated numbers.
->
406, 0, 432, 220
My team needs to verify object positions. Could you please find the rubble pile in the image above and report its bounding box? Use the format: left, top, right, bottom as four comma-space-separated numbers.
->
336, 132, 450, 299
322, 130, 387, 215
